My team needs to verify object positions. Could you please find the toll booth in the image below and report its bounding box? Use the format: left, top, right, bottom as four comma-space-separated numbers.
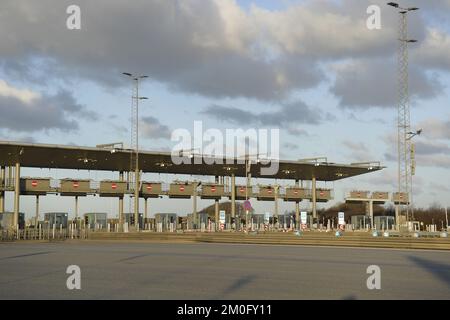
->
60, 179, 91, 196
124, 213, 143, 228
392, 192, 409, 205
84, 213, 107, 229
284, 187, 310, 201
350, 215, 371, 230
316, 188, 332, 202
233, 186, 253, 200
371, 192, 389, 204
99, 181, 127, 197
20, 177, 51, 195
256, 186, 276, 201
251, 214, 265, 231
0, 212, 25, 229
197, 212, 210, 225
154, 213, 177, 232
141, 182, 163, 198
44, 212, 68, 228
278, 214, 295, 229
374, 216, 395, 230
200, 184, 224, 199
168, 182, 194, 199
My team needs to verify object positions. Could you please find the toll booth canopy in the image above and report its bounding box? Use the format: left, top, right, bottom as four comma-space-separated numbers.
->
316, 188, 332, 202
371, 191, 389, 203
60, 179, 91, 196
200, 184, 224, 199
349, 190, 370, 199
168, 183, 194, 199
392, 192, 409, 205
20, 177, 52, 195
99, 180, 127, 197
284, 187, 311, 201
256, 186, 277, 201
141, 182, 163, 198
233, 186, 253, 200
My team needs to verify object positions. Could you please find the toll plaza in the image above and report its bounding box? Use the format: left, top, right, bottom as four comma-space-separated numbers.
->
0, 140, 385, 234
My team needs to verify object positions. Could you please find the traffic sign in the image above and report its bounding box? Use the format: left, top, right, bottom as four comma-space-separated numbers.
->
31, 180, 38, 187
338, 212, 345, 225
243, 200, 252, 211
219, 210, 226, 224
300, 211, 307, 224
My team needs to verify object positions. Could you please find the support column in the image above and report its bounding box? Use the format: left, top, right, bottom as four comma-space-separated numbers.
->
369, 200, 374, 230
395, 205, 399, 231
119, 171, 124, 232
75, 196, 79, 220
274, 185, 279, 229
215, 176, 219, 231
144, 198, 148, 221
134, 168, 139, 231
193, 182, 198, 230
0, 166, 5, 213
35, 195, 40, 226
231, 174, 236, 229
13, 162, 20, 229
312, 176, 317, 228
295, 179, 300, 229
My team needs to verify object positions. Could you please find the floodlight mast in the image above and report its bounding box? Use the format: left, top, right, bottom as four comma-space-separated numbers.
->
122, 72, 148, 231
387, 2, 419, 230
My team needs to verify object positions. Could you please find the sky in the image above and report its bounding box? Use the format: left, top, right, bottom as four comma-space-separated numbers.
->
1, 0, 449, 220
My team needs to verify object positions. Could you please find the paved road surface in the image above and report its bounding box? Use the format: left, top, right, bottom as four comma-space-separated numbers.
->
0, 241, 449, 299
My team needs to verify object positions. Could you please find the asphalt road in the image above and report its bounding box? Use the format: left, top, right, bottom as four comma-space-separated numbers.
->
0, 241, 449, 299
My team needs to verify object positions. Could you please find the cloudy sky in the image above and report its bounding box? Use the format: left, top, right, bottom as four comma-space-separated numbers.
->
1, 0, 449, 218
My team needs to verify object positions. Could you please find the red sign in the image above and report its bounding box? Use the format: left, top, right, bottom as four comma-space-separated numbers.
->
211, 186, 216, 192
111, 183, 117, 190
319, 191, 325, 196
73, 181, 79, 188
239, 187, 245, 193
180, 185, 185, 192
31, 180, 38, 187
146, 185, 152, 191
267, 189, 272, 194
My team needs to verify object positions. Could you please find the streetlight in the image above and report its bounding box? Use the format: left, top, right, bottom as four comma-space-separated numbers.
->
387, 2, 419, 231
406, 129, 422, 222
122, 72, 148, 231
406, 129, 422, 140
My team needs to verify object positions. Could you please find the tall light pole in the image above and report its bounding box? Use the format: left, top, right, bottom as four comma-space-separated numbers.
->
407, 128, 422, 222
387, 2, 419, 230
122, 73, 148, 230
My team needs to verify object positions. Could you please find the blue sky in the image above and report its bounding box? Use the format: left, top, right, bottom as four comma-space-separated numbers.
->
1, 0, 449, 220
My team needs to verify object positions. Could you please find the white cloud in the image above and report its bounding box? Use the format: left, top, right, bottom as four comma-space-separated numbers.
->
0, 79, 40, 104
